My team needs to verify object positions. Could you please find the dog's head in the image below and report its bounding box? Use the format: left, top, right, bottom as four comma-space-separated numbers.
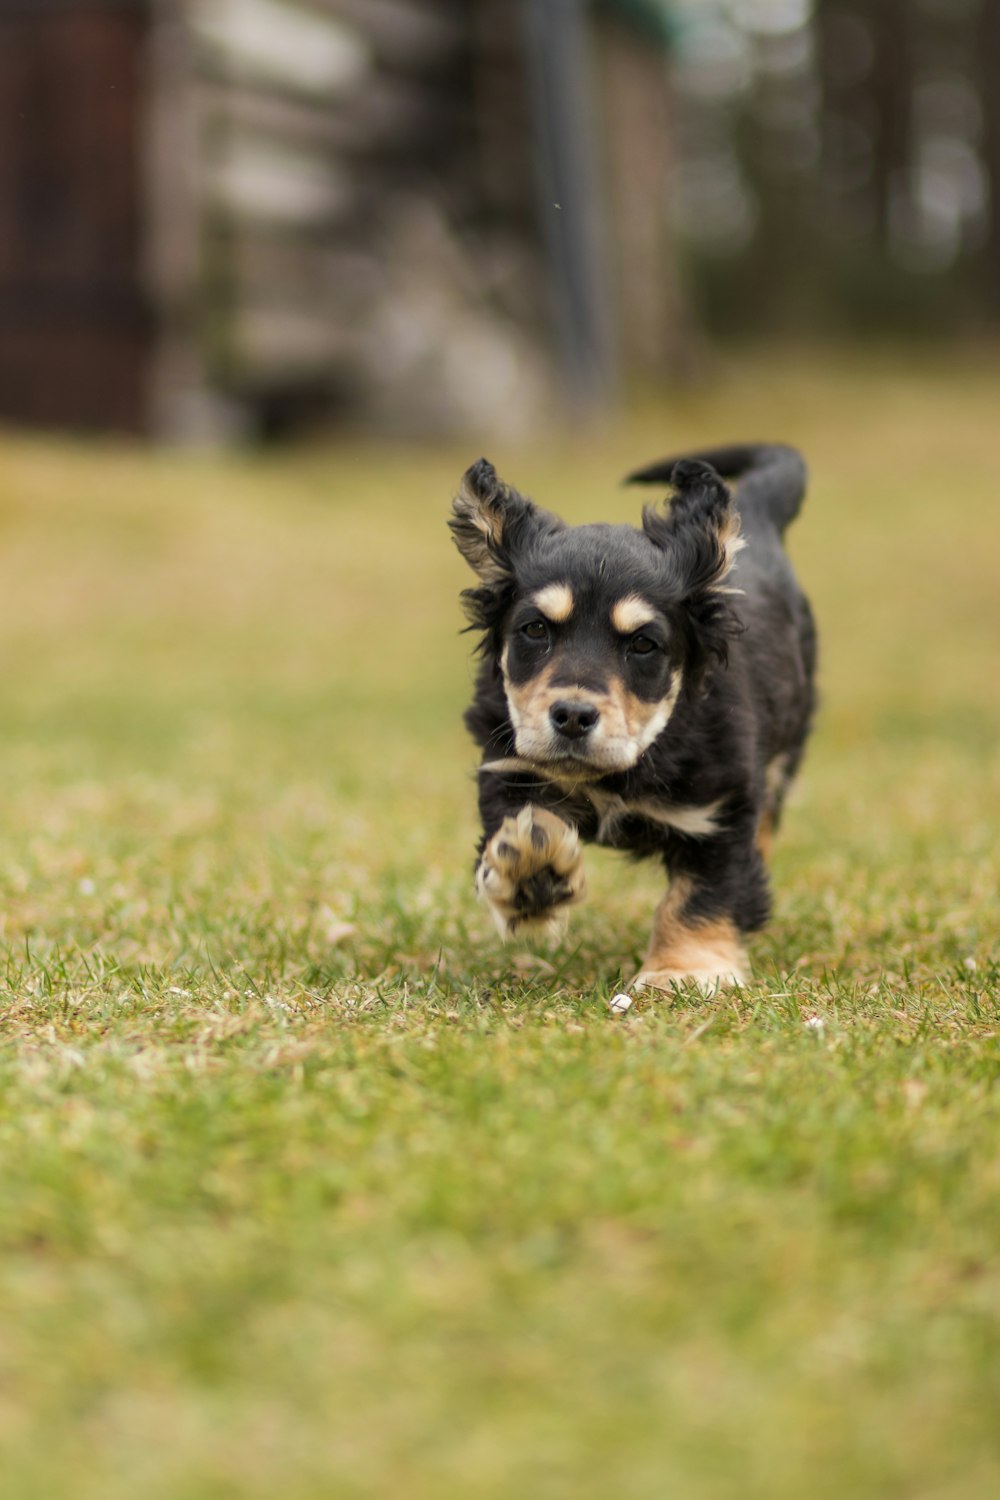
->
450, 457, 744, 779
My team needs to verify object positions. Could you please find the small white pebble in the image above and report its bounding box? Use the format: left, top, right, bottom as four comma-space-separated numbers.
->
609, 992, 633, 1014
804, 1015, 825, 1033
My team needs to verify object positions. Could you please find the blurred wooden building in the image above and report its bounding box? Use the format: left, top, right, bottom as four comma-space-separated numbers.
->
0, 0, 679, 438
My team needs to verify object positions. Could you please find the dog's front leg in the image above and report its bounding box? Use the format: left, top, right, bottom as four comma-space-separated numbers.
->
475, 803, 586, 939
635, 835, 768, 992
636, 882, 748, 992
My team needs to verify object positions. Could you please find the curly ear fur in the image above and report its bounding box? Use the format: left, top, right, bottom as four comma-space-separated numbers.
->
642, 459, 746, 670
450, 458, 564, 644
450, 459, 513, 585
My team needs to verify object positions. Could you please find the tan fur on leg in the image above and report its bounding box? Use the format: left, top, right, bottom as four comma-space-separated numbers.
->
635, 877, 748, 992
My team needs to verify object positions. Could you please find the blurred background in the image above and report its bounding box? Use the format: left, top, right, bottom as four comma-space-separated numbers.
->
1, 0, 998, 444
1, 20, 998, 1491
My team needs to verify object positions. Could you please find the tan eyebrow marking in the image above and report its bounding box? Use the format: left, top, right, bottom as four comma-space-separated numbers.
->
611, 595, 657, 634
532, 583, 574, 622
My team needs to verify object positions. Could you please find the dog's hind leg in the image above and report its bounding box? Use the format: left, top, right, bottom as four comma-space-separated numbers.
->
755, 809, 775, 863
756, 751, 791, 862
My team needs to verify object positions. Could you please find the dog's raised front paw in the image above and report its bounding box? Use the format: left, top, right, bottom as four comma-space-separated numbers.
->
476, 805, 585, 938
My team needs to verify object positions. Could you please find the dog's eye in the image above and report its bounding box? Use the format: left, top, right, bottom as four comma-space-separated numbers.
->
630, 634, 658, 656
522, 620, 548, 641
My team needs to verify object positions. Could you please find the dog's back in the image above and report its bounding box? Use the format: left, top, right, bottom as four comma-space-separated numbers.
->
628, 442, 806, 538
629, 441, 817, 834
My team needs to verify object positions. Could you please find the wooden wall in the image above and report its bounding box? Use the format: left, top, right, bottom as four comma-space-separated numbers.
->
0, 0, 680, 437
0, 1, 152, 430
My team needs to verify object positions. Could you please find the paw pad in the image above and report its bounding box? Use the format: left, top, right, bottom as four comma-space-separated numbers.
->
477, 806, 585, 938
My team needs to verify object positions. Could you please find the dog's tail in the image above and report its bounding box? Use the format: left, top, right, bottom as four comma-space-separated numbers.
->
626, 442, 807, 536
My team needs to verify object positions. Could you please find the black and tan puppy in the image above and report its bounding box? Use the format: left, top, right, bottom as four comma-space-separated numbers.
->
450, 444, 816, 991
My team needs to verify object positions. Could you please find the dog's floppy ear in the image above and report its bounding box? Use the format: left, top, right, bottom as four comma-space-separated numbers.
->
642, 459, 745, 666
641, 459, 744, 591
450, 457, 563, 586
451, 458, 565, 648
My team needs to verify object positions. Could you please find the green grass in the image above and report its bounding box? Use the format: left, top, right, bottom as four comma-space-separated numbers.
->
1, 350, 999, 1498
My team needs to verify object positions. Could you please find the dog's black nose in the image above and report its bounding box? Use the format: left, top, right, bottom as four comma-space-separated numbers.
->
550, 700, 599, 740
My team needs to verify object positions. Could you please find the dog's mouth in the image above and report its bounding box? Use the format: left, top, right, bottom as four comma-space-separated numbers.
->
482, 740, 637, 785
480, 753, 607, 786
534, 750, 611, 781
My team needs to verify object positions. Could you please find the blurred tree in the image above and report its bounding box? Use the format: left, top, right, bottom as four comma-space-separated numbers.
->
674, 0, 997, 338
869, 0, 914, 252
980, 0, 1000, 316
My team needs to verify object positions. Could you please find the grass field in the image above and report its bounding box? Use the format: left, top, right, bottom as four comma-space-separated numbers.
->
1, 351, 998, 1499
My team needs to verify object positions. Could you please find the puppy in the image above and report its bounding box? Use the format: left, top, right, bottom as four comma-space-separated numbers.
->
450, 444, 816, 991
